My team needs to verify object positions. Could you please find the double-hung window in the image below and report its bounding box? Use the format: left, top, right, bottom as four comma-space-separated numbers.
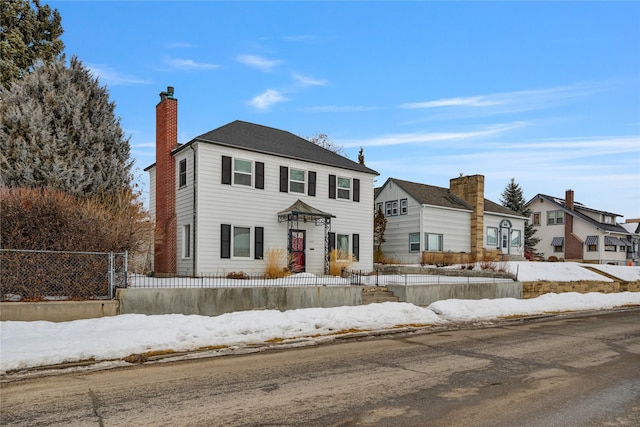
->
179, 159, 187, 188
424, 233, 443, 251
532, 212, 541, 226
182, 224, 191, 258
233, 226, 251, 258
234, 159, 252, 186
336, 234, 350, 259
290, 168, 305, 193
409, 233, 420, 252
547, 210, 564, 225
400, 199, 408, 215
337, 177, 351, 200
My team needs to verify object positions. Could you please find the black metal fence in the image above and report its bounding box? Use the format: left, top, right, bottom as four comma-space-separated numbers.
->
0, 249, 127, 301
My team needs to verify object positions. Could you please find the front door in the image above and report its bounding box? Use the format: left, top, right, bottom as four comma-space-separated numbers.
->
289, 230, 306, 273
501, 228, 510, 254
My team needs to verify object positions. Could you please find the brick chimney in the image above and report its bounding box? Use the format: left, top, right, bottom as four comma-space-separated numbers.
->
563, 189, 581, 260
154, 86, 178, 276
565, 189, 574, 211
450, 174, 485, 261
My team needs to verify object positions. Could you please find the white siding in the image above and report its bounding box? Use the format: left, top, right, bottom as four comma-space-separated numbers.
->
484, 213, 526, 257
194, 143, 375, 275
175, 150, 195, 273
376, 182, 421, 264
421, 206, 471, 253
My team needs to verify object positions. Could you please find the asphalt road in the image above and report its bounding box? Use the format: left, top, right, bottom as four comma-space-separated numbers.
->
1, 309, 639, 427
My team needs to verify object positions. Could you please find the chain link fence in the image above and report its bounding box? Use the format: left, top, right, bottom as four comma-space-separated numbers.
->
0, 249, 127, 301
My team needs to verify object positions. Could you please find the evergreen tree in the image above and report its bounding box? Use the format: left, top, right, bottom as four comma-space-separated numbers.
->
1, 0, 64, 86
500, 178, 540, 251
373, 206, 387, 262
0, 56, 133, 197
357, 146, 365, 165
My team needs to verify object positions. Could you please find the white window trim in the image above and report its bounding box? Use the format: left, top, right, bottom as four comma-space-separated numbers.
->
289, 168, 306, 194
400, 199, 408, 215
409, 232, 420, 252
233, 158, 253, 187
182, 224, 191, 259
487, 227, 498, 246
337, 176, 351, 200
232, 225, 251, 259
178, 159, 187, 188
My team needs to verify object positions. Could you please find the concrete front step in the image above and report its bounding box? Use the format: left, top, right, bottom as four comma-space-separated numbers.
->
362, 287, 399, 304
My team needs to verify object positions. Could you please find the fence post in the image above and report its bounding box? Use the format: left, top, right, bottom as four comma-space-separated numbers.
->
108, 252, 114, 299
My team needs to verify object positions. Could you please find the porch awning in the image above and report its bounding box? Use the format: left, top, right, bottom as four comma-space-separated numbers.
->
277, 199, 335, 223
605, 236, 628, 246
550, 237, 564, 246
585, 235, 598, 245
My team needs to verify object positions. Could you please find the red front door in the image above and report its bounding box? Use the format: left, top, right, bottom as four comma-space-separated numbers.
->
290, 230, 306, 273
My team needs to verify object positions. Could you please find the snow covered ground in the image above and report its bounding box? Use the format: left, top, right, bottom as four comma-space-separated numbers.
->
2, 261, 639, 375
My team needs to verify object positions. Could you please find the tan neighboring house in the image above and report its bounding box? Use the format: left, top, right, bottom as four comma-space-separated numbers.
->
374, 175, 527, 264
525, 190, 636, 265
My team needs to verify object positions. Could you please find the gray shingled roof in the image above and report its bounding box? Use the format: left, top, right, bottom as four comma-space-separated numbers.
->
528, 193, 628, 233
175, 120, 378, 175
380, 178, 525, 217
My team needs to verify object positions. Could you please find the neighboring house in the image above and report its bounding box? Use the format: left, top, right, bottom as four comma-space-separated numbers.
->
374, 176, 527, 264
525, 190, 635, 264
146, 87, 378, 276
621, 219, 640, 264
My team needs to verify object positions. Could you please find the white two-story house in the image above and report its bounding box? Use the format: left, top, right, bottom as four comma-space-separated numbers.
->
146, 87, 378, 276
526, 190, 634, 264
375, 176, 527, 264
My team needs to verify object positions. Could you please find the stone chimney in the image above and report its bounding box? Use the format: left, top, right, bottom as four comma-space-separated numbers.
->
450, 174, 485, 261
154, 86, 178, 276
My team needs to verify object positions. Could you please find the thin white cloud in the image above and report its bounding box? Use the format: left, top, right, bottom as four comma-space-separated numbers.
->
235, 54, 282, 72
87, 64, 151, 86
164, 57, 219, 70
249, 89, 287, 110
401, 96, 501, 109
341, 122, 527, 148
400, 82, 610, 114
300, 105, 382, 113
292, 73, 328, 87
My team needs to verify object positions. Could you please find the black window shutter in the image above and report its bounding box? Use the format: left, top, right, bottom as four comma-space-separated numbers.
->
353, 178, 360, 202
329, 232, 336, 252
308, 171, 316, 196
221, 224, 231, 259
221, 156, 232, 185
255, 162, 264, 189
329, 174, 336, 199
254, 227, 264, 259
280, 166, 288, 193
352, 234, 360, 260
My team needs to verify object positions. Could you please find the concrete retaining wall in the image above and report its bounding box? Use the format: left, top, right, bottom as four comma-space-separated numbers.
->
117, 286, 363, 316
0, 300, 119, 322
523, 281, 640, 299
386, 281, 522, 306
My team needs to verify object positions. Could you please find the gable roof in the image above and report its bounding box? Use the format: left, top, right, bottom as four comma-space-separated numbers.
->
174, 120, 378, 175
527, 193, 628, 234
377, 178, 525, 218
384, 178, 472, 210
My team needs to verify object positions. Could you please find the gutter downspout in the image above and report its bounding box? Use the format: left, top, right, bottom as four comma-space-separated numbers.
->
191, 145, 197, 275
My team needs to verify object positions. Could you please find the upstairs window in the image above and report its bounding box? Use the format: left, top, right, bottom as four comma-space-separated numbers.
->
532, 212, 541, 226
290, 168, 305, 193
337, 177, 351, 200
547, 210, 564, 225
385, 201, 393, 216
179, 159, 187, 188
400, 199, 408, 215
234, 159, 252, 186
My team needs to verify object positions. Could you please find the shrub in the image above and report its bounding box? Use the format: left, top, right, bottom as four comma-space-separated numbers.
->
264, 248, 289, 279
329, 249, 353, 276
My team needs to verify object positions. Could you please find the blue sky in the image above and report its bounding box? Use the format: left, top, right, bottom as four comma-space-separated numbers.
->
49, 1, 640, 218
